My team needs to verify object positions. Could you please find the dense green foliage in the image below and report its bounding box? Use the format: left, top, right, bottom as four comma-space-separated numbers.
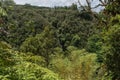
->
0, 0, 120, 80
103, 15, 120, 79
2, 3, 98, 49
0, 48, 61, 80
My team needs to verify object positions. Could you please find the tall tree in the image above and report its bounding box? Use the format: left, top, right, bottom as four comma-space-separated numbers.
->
20, 26, 60, 66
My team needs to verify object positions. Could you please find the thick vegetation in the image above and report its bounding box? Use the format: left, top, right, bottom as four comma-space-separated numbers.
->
0, 0, 120, 80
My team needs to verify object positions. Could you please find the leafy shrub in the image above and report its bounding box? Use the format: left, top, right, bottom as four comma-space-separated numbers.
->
9, 62, 61, 80
0, 48, 62, 80
21, 52, 46, 66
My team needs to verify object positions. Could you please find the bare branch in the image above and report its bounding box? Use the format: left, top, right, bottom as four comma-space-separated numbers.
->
99, 0, 107, 6
86, 0, 91, 10
78, 0, 87, 11
78, 0, 108, 11
92, 4, 105, 9
78, 0, 93, 12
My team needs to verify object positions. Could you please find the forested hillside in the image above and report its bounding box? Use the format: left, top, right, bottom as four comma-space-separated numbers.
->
0, 0, 120, 80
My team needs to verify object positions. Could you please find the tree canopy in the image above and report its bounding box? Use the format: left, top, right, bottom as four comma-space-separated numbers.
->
0, 0, 120, 80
